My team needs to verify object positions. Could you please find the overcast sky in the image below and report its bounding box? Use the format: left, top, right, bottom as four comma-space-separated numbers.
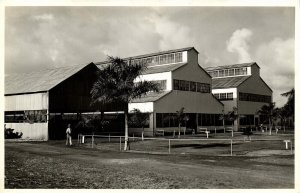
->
5, 6, 295, 107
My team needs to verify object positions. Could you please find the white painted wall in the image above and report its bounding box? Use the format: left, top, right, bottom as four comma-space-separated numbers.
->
182, 51, 188, 63
5, 123, 48, 140
135, 72, 172, 91
5, 92, 48, 111
129, 102, 154, 113
212, 88, 238, 98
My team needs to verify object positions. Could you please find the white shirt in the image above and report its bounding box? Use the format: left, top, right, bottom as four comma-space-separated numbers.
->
66, 127, 71, 135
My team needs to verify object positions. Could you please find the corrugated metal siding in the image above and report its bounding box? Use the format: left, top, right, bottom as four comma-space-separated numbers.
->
5, 92, 48, 111
5, 123, 48, 140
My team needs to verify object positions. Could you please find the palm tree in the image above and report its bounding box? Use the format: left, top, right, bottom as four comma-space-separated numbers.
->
257, 102, 277, 135
175, 107, 189, 138
90, 56, 160, 150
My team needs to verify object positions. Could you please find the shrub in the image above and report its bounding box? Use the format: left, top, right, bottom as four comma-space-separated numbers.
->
5, 128, 23, 139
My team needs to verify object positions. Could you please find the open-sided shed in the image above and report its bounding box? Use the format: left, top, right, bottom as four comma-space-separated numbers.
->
5, 62, 126, 140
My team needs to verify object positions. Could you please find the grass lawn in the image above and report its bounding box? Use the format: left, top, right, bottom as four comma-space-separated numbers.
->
5, 132, 294, 189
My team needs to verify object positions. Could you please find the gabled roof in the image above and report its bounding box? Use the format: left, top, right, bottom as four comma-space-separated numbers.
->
205, 62, 258, 71
211, 76, 250, 89
5, 63, 95, 95
131, 91, 171, 103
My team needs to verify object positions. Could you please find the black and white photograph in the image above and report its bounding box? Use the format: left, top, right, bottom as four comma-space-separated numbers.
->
1, 0, 298, 190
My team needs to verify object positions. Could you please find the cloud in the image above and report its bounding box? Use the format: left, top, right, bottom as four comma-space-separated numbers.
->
148, 13, 195, 51
254, 37, 294, 107
226, 28, 253, 63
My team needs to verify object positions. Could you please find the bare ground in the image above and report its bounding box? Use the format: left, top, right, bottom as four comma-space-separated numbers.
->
5, 137, 294, 189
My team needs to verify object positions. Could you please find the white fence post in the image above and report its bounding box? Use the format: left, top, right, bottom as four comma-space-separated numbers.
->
291, 140, 293, 154
142, 132, 144, 141
92, 134, 94, 148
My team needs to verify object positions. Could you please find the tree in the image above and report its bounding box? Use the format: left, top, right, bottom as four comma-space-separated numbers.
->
281, 88, 294, 128
90, 56, 160, 150
257, 102, 277, 135
129, 108, 149, 136
175, 107, 189, 138
220, 107, 238, 135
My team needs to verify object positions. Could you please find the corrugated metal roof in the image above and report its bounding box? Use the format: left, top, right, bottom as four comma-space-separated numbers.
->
205, 62, 257, 71
211, 76, 250, 89
131, 91, 171, 103
96, 62, 187, 75
142, 63, 187, 75
5, 63, 93, 95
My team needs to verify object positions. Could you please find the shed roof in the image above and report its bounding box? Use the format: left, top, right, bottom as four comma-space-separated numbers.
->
131, 91, 171, 103
211, 76, 250, 89
142, 63, 187, 75
5, 63, 94, 95
205, 62, 258, 71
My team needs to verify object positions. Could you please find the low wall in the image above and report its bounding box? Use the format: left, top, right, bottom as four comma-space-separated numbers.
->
5, 123, 48, 141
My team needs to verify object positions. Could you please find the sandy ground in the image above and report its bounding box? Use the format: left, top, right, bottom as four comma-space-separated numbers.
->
5, 140, 294, 189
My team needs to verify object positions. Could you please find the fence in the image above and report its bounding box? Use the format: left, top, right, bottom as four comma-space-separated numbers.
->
78, 133, 294, 156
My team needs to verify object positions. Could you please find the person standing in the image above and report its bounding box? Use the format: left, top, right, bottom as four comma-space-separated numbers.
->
66, 123, 72, 146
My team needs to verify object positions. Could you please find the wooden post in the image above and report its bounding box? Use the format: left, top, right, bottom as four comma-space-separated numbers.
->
215, 128, 216, 136
109, 133, 111, 142
142, 132, 144, 141
291, 141, 293, 154
119, 136, 122, 151
230, 139, 233, 156
169, 139, 171, 154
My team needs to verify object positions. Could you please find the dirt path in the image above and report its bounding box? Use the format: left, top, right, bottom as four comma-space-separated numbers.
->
5, 142, 294, 188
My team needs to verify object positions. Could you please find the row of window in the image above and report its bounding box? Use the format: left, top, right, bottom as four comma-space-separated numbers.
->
156, 113, 224, 128
173, 79, 210, 93
129, 52, 183, 66
239, 92, 271, 103
5, 110, 47, 123
207, 67, 248, 78
213, 92, 234, 100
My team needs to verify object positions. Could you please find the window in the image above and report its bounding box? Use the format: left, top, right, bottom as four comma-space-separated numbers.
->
5, 110, 47, 123
224, 69, 229, 76
173, 79, 210, 93
213, 92, 234, 100
239, 92, 271, 103
220, 93, 226, 100
167, 54, 175, 63
219, 70, 225, 77
214, 93, 220, 99
190, 81, 196, 92
151, 80, 167, 90
197, 83, 210, 93
235, 68, 241, 75
160, 55, 168, 64
227, 92, 233, 100
212, 71, 218, 77
175, 52, 183, 63
241, 67, 247, 75
174, 79, 180, 90
229, 69, 234, 76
